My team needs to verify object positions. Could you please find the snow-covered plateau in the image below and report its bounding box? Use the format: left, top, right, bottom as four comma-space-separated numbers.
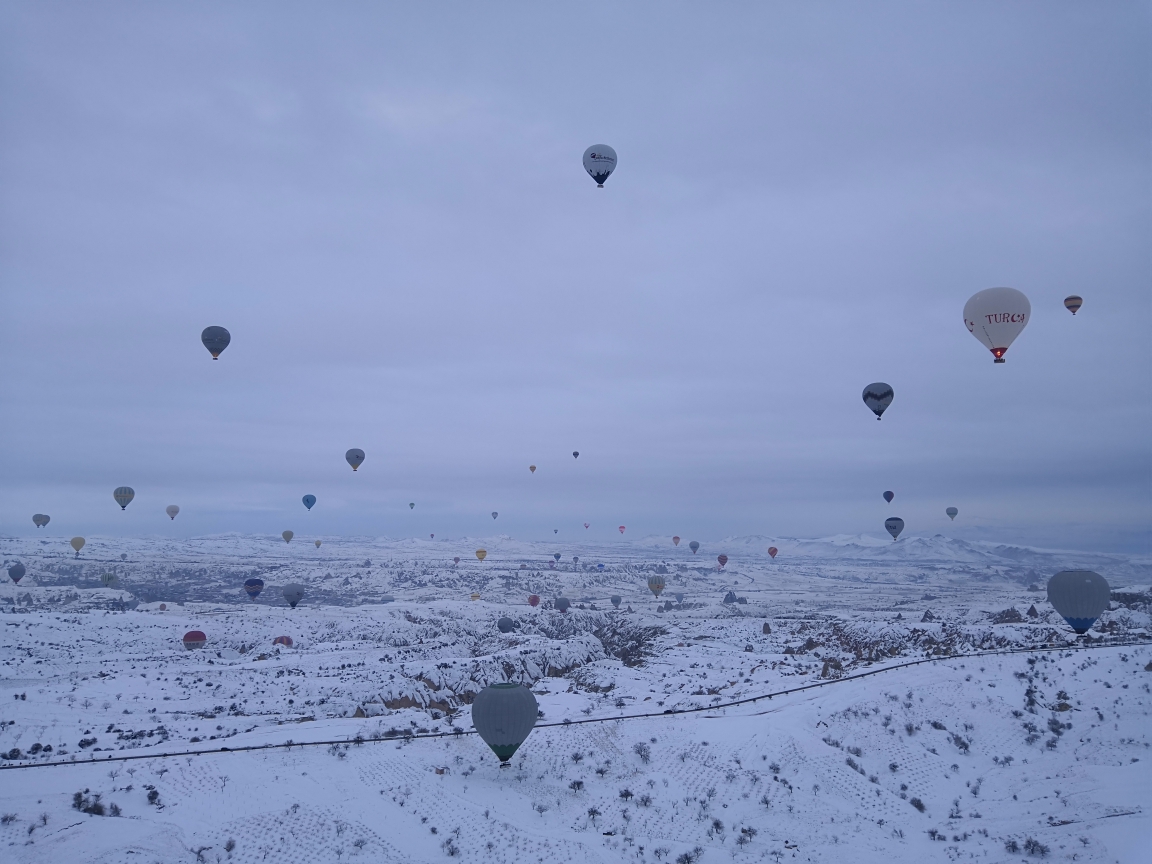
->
1, 533, 1150, 863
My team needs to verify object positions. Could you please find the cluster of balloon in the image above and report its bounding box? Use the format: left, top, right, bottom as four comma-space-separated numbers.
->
672, 536, 680, 546
32, 514, 50, 528
282, 530, 294, 543
862, 383, 894, 420
555, 597, 571, 613
529, 465, 536, 473
243, 578, 264, 599
528, 594, 540, 607
475, 549, 487, 561
717, 554, 728, 568
8, 563, 25, 584
471, 683, 539, 764
885, 517, 904, 541
273, 635, 294, 648
113, 486, 135, 510
70, 537, 85, 558
101, 573, 117, 587
1048, 570, 1110, 635
1064, 295, 1083, 315
183, 630, 207, 650
582, 145, 617, 188
302, 495, 316, 511
946, 507, 959, 521
283, 584, 305, 609
497, 617, 515, 634
166, 505, 180, 520
647, 575, 665, 597
618, 525, 626, 534
963, 287, 1030, 363
768, 546, 778, 559
345, 448, 365, 471
689, 541, 700, 554
883, 491, 894, 504
200, 326, 231, 359
610, 595, 622, 609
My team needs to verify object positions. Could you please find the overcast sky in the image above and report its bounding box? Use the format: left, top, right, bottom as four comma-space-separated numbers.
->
1, 2, 1148, 552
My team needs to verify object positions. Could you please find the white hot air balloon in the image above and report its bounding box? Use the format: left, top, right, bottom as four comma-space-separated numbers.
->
582, 145, 617, 187
165, 505, 180, 520
963, 287, 1030, 363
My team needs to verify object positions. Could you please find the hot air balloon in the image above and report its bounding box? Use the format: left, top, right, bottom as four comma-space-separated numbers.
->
572, 451, 580, 459
476, 549, 487, 561
497, 617, 515, 634
471, 683, 539, 763
430, 534, 435, 539
158, 603, 166, 611
555, 597, 570, 613
572, 556, 579, 564
8, 563, 25, 584
302, 495, 316, 511
315, 539, 322, 547
553, 553, 561, 561
492, 512, 498, 520
519, 563, 528, 570
409, 503, 416, 510
1047, 570, 1110, 634
273, 635, 294, 648
672, 536, 680, 546
717, 554, 728, 568
243, 578, 264, 599
862, 383, 894, 420
70, 537, 85, 557
120, 553, 126, 560
200, 326, 230, 359
283, 584, 305, 608
610, 595, 621, 608
32, 514, 49, 528
675, 592, 684, 604
884, 517, 904, 541
963, 287, 1030, 363
553, 529, 558, 534
689, 541, 700, 554
647, 575, 665, 597
528, 594, 540, 607
453, 556, 461, 565
618, 526, 626, 534
471, 593, 481, 601
113, 486, 135, 510
345, 448, 365, 471
101, 573, 117, 587
584, 523, 589, 529
529, 465, 536, 473
582, 145, 617, 188
282, 530, 294, 543
165, 505, 180, 520
946, 507, 958, 521
596, 563, 604, 571
767, 546, 778, 559
183, 630, 207, 649
1064, 295, 1083, 315
883, 491, 894, 504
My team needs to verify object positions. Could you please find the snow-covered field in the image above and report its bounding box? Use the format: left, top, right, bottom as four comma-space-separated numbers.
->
1, 534, 1150, 863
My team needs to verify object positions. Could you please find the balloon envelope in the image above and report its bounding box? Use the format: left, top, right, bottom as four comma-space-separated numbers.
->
200, 326, 231, 359
497, 617, 515, 634
70, 537, 85, 553
689, 541, 699, 553
675, 592, 684, 603
582, 144, 617, 187
610, 595, 621, 608
315, 539, 322, 547
113, 486, 135, 510
528, 594, 540, 607
492, 512, 498, 520
717, 554, 728, 567
946, 507, 958, 520
475, 549, 487, 561
618, 526, 625, 534
647, 575, 665, 597
345, 448, 365, 471
273, 635, 293, 648
282, 530, 293, 543
963, 287, 1030, 362
32, 514, 50, 528
883, 491, 894, 503
572, 451, 579, 459
283, 584, 305, 608
453, 556, 461, 564
243, 578, 264, 599
553, 553, 561, 561
584, 522, 589, 529
555, 597, 570, 613
166, 505, 180, 520
1064, 295, 1083, 315
182, 630, 207, 649
471, 683, 539, 763
1047, 570, 1110, 634
862, 383, 894, 420
302, 495, 316, 510
8, 563, 25, 584
672, 536, 680, 546
767, 546, 778, 559
529, 465, 536, 473
884, 517, 904, 540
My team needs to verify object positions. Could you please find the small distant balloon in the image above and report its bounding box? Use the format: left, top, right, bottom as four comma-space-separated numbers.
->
453, 556, 461, 564
200, 326, 231, 359
584, 522, 590, 529
471, 592, 481, 601
862, 383, 894, 420
672, 536, 680, 546
674, 592, 684, 604
519, 563, 527, 570
283, 584, 305, 608
553, 553, 561, 561
497, 617, 515, 634
345, 448, 365, 471
618, 526, 626, 534
573, 556, 579, 564
243, 578, 264, 599
475, 549, 487, 561
113, 486, 135, 510
315, 539, 322, 548
946, 507, 958, 521
430, 534, 435, 539
555, 597, 570, 613
529, 465, 536, 473
883, 491, 894, 504
647, 575, 665, 597
282, 530, 293, 543
302, 495, 316, 511
884, 517, 904, 541
596, 563, 605, 571
1064, 295, 1083, 315
963, 287, 1030, 363
70, 537, 85, 556
689, 541, 700, 554
273, 635, 293, 648
491, 511, 498, 520
120, 553, 126, 561
8, 563, 25, 584
528, 594, 540, 607
553, 529, 558, 534
717, 554, 728, 568
582, 145, 617, 188
165, 504, 180, 520
572, 451, 580, 459
767, 546, 778, 559
183, 630, 207, 649
410, 503, 416, 510
610, 595, 621, 608
32, 514, 50, 528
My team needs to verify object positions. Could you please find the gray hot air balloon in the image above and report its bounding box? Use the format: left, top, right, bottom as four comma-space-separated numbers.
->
166, 505, 180, 520
113, 486, 135, 510
283, 584, 305, 609
647, 574, 666, 597
862, 383, 894, 420
884, 517, 904, 540
675, 592, 684, 604
610, 595, 621, 608
582, 145, 617, 188
471, 682, 539, 763
201, 326, 231, 359
946, 507, 958, 521
497, 616, 515, 634
1047, 570, 1110, 635
32, 514, 49, 528
8, 563, 25, 584
491, 511, 498, 520
555, 597, 571, 613
282, 530, 294, 543
689, 541, 700, 554
345, 448, 365, 471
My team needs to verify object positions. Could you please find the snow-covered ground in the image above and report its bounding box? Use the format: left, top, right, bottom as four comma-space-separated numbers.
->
1, 534, 1150, 863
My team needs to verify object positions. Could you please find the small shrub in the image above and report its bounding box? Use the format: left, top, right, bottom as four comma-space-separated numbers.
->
910, 797, 925, 812
1005, 839, 1020, 853
0, 814, 16, 825
1023, 837, 1049, 857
